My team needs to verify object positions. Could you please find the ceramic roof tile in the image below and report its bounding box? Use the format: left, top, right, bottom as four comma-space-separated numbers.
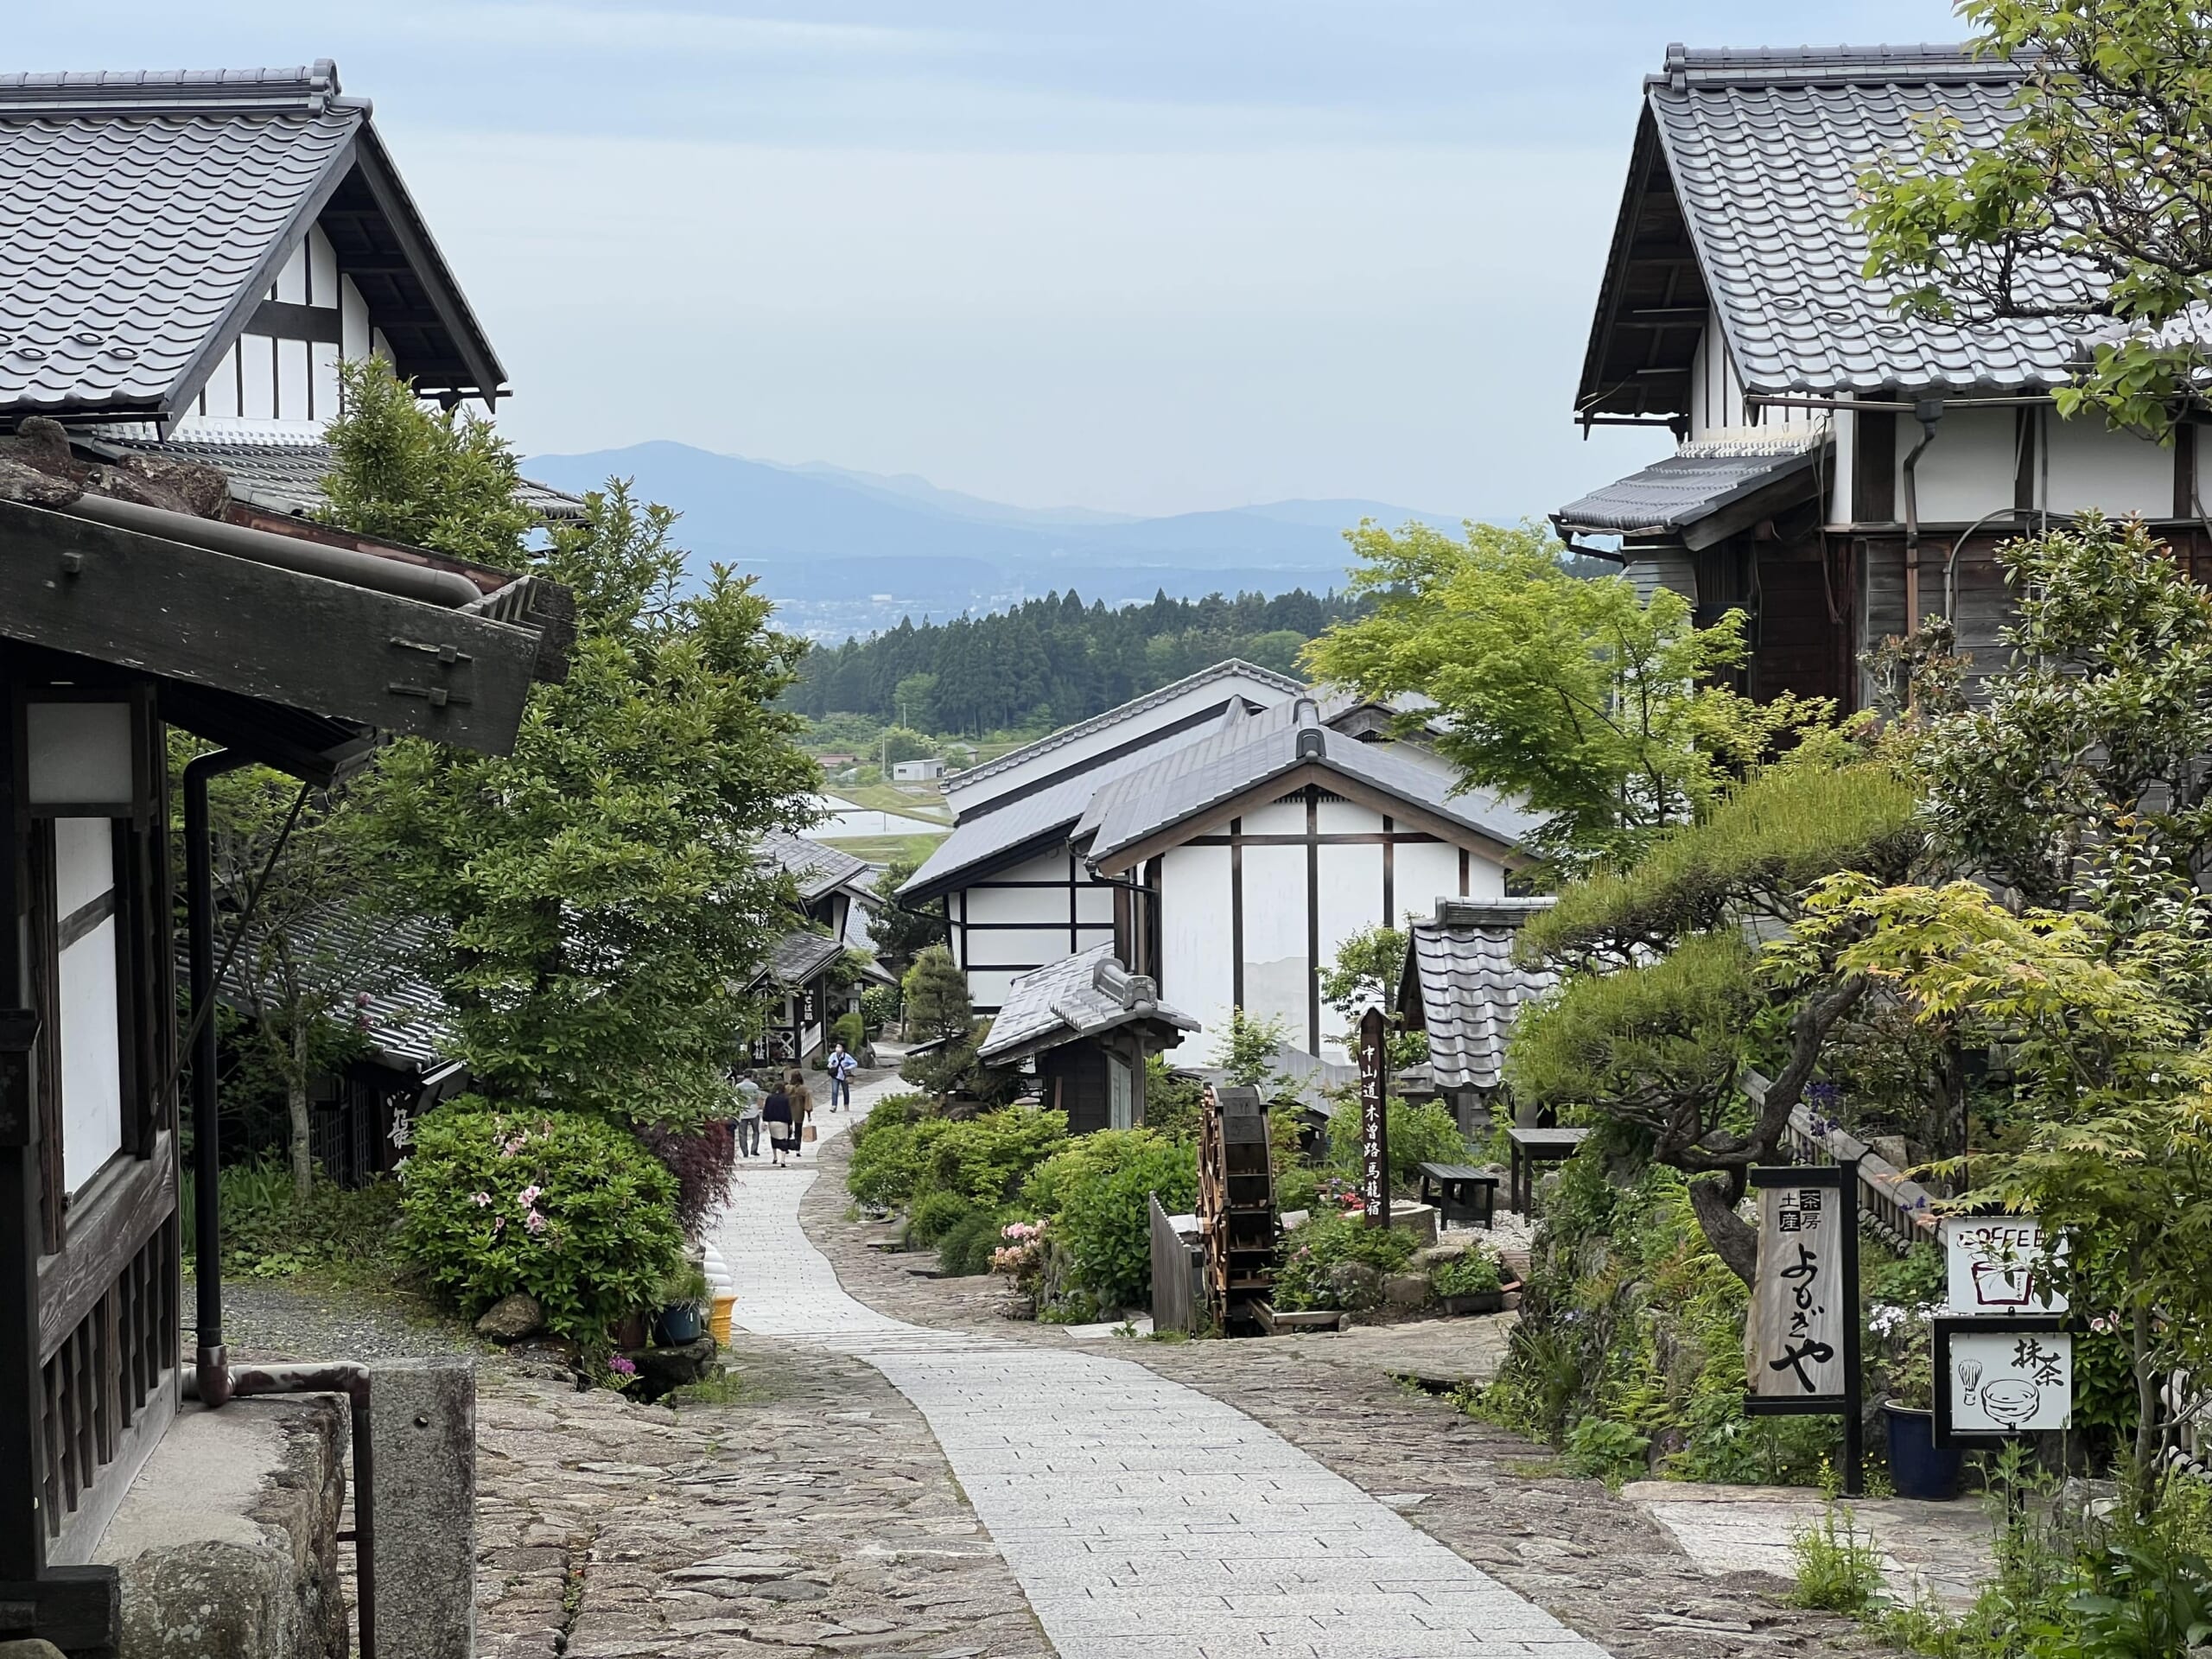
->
1554, 435, 1828, 536
1647, 44, 2094, 393
1402, 899, 1557, 1091
0, 65, 364, 415
976, 942, 1196, 1065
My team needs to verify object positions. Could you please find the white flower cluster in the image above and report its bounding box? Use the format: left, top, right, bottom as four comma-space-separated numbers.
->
1866, 1300, 1937, 1338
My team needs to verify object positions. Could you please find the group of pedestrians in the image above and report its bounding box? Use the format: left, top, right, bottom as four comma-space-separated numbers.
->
730, 1040, 863, 1168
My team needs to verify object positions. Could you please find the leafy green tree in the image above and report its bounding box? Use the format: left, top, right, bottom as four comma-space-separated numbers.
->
868, 855, 945, 973
318, 359, 534, 566
1857, 1, 2212, 439
892, 673, 938, 732
1305, 519, 1834, 874
878, 726, 932, 766
1319, 925, 1426, 1068
330, 387, 817, 1126
1215, 1007, 1294, 1097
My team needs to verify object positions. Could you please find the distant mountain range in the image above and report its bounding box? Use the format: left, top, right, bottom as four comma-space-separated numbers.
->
521, 442, 1478, 636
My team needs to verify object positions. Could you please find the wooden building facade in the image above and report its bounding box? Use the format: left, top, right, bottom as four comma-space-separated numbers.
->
1556, 44, 2210, 702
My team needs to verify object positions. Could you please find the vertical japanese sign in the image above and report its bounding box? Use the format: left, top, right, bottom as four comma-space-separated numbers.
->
1358, 1006, 1389, 1226
1748, 1177, 1847, 1401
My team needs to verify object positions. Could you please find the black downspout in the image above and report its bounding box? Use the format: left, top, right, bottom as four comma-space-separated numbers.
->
184, 749, 249, 1408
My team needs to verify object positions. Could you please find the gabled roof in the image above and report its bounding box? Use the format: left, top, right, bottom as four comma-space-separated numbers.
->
1576, 42, 2084, 423
976, 943, 1197, 1066
1554, 429, 1831, 547
1398, 898, 1557, 1091
945, 658, 1306, 807
1077, 696, 1541, 872
762, 831, 872, 903
755, 930, 847, 990
194, 908, 456, 1071
0, 61, 505, 423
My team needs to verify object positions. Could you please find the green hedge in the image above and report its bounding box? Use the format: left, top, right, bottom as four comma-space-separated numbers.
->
1018, 1129, 1197, 1311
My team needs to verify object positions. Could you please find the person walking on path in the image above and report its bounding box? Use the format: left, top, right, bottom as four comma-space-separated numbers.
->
785, 1069, 815, 1158
761, 1078, 796, 1167
827, 1041, 858, 1110
732, 1071, 766, 1159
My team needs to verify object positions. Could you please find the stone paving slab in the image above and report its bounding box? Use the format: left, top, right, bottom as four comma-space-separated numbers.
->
718, 1075, 1614, 1659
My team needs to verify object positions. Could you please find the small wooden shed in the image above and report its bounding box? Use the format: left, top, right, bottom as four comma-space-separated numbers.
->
976, 944, 1197, 1132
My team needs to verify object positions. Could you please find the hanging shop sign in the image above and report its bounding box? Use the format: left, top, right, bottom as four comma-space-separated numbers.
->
1934, 1314, 2073, 1446
1942, 1217, 2067, 1315
1745, 1163, 1866, 1495
1358, 1006, 1389, 1227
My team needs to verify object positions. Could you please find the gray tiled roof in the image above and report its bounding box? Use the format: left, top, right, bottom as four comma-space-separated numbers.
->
762, 831, 872, 902
1077, 696, 1539, 868
192, 906, 456, 1072
1554, 435, 1827, 537
1644, 43, 2089, 396
85, 429, 587, 522
947, 659, 1305, 804
1399, 899, 1557, 1091
0, 61, 505, 418
976, 943, 1197, 1065
759, 929, 846, 989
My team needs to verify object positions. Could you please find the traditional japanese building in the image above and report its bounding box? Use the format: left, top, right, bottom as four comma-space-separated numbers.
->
748, 835, 891, 1066
975, 944, 1197, 1132
1557, 43, 2209, 705
0, 59, 572, 1649
900, 663, 1538, 1064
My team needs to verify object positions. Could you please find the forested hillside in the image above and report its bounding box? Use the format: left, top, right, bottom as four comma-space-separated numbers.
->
790, 588, 1371, 732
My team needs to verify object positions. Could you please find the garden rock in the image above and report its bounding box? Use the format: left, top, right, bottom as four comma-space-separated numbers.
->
475, 1292, 545, 1344
624, 1337, 717, 1402
1325, 1262, 1382, 1312
1383, 1273, 1432, 1309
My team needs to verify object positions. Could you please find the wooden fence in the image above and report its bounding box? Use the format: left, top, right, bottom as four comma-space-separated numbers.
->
1148, 1196, 1203, 1335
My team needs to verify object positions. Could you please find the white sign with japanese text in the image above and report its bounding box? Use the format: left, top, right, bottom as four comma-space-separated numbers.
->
1749, 1181, 1847, 1400
1942, 1217, 2067, 1315
1948, 1329, 2073, 1433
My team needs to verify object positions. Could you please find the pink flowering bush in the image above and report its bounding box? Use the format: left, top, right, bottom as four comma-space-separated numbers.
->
397, 1102, 683, 1346
989, 1220, 1051, 1294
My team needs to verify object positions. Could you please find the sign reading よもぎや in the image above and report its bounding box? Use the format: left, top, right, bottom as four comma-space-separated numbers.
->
1748, 1180, 1847, 1400
1942, 1217, 2066, 1314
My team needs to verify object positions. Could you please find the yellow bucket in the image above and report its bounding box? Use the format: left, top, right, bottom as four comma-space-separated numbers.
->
709, 1294, 736, 1345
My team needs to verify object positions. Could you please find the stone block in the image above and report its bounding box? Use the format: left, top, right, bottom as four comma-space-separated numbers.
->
94, 1394, 348, 1659
368, 1359, 476, 1659
473, 1293, 543, 1344
1382, 1273, 1432, 1309
1384, 1204, 1439, 1248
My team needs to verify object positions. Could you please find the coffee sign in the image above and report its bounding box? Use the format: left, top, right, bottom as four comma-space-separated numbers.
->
1942, 1217, 2067, 1315
1748, 1179, 1847, 1401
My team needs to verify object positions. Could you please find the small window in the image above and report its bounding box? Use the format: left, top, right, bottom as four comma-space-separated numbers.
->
1108, 1054, 1133, 1131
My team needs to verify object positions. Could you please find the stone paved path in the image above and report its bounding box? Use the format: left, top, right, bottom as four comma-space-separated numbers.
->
715, 1078, 1614, 1659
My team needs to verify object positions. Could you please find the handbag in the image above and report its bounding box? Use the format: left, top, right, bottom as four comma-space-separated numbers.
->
802, 1122, 818, 1143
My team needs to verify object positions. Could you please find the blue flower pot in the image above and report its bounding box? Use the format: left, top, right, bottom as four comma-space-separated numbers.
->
655, 1304, 705, 1345
1883, 1402, 1962, 1501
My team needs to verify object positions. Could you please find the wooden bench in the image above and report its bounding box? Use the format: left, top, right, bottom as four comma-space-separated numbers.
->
1416, 1161, 1500, 1230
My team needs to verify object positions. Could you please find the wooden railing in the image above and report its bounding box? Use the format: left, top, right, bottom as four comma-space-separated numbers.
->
42, 1217, 177, 1562
1777, 1107, 1942, 1255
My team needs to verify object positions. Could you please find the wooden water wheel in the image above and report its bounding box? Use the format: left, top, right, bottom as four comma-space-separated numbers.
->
1197, 1084, 1278, 1332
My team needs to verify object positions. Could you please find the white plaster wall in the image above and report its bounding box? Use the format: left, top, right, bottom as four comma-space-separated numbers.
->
1241, 798, 1306, 835
967, 968, 1023, 1014
1315, 797, 1369, 834
189, 227, 363, 425
1316, 841, 1384, 1058
2044, 415, 2175, 518
1395, 840, 1469, 918
55, 818, 121, 1194
1160, 844, 1235, 1058
963, 926, 1081, 970
1901, 407, 2020, 524
1238, 842, 1309, 1048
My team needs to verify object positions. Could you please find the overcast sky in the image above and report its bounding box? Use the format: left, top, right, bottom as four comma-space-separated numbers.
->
20, 3, 1962, 518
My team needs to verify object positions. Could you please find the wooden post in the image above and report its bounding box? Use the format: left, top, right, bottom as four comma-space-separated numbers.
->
1359, 1007, 1389, 1228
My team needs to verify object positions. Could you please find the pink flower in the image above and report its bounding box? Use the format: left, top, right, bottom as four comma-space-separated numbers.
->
518, 1185, 543, 1208
493, 1216, 506, 1234
524, 1209, 548, 1235
470, 1192, 492, 1207
501, 1135, 528, 1157
608, 1355, 638, 1376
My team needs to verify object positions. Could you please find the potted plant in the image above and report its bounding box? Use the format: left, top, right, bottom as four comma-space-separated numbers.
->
1872, 1302, 1962, 1500
1429, 1247, 1507, 1315
654, 1262, 712, 1346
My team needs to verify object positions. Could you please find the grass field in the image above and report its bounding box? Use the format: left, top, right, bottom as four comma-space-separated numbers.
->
817, 832, 945, 866
824, 783, 952, 822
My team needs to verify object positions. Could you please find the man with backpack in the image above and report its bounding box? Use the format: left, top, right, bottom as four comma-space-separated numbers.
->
827, 1040, 859, 1110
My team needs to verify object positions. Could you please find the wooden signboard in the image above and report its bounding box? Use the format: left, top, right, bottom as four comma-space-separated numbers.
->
1941, 1217, 2067, 1315
1934, 1314, 2073, 1447
1745, 1162, 1864, 1495
1358, 1007, 1389, 1227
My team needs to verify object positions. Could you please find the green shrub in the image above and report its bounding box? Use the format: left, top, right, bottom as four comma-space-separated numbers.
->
936, 1210, 1006, 1277
1020, 1129, 1197, 1310
847, 1101, 945, 1208
1431, 1249, 1504, 1298
1325, 1095, 1467, 1192
832, 1011, 865, 1054
1562, 1415, 1650, 1485
181, 1156, 403, 1281
908, 1189, 974, 1246
918, 1106, 1069, 1206
397, 1103, 683, 1347
1273, 1213, 1418, 1311
1788, 1509, 1884, 1613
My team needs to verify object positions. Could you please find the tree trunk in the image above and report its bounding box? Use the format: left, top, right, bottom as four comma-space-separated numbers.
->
289, 1021, 313, 1201
1689, 1176, 1759, 1287
2132, 1272, 2159, 1509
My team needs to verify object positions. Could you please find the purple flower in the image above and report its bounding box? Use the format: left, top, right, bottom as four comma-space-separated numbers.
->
518, 1184, 543, 1208
470, 1192, 492, 1207
524, 1209, 548, 1235
608, 1355, 638, 1376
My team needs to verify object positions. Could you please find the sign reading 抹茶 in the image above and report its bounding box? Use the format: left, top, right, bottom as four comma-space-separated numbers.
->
1942, 1217, 2067, 1315
1358, 1006, 1389, 1227
1749, 1178, 1847, 1401
1935, 1315, 2073, 1444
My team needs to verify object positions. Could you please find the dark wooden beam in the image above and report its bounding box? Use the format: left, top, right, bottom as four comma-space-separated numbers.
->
0, 500, 540, 757
246, 299, 342, 346
37, 1135, 171, 1363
